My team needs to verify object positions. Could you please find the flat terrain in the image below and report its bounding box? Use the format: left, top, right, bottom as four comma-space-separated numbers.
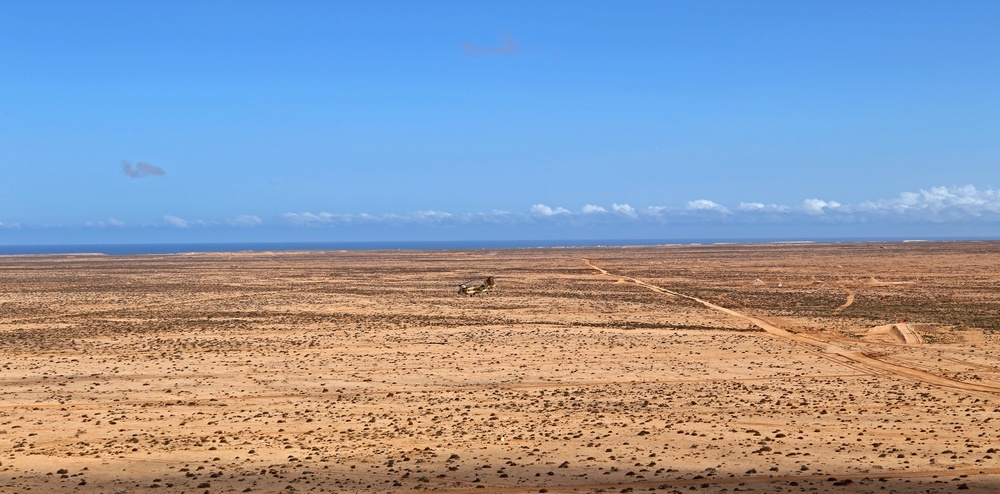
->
3, 241, 1000, 493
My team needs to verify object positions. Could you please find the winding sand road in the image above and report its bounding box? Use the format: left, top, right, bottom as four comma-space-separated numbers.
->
832, 287, 855, 313
584, 258, 1000, 395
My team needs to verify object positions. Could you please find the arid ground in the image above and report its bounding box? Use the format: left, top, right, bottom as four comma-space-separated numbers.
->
3, 241, 1000, 493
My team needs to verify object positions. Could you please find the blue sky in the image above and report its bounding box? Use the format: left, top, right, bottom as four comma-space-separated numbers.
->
2, 1, 999, 244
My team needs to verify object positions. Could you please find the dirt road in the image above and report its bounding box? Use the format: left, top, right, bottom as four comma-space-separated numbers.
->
584, 258, 1000, 395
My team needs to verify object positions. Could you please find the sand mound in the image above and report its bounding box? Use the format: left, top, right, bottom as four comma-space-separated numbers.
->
862, 323, 928, 345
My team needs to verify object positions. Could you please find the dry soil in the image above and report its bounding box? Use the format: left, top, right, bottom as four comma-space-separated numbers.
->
3, 241, 1000, 493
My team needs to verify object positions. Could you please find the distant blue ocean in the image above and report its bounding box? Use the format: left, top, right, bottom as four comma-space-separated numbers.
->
0, 237, 961, 256
0, 239, 696, 256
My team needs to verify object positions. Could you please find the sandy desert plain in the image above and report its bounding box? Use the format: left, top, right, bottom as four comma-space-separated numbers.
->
3, 241, 1000, 494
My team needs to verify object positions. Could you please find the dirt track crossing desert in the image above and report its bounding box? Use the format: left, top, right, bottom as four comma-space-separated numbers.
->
583, 258, 1000, 395
3, 241, 1000, 493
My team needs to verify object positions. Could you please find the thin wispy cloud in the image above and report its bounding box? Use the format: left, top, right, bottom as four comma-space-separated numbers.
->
686, 199, 730, 214
412, 210, 454, 222
463, 33, 521, 56
282, 212, 342, 225
531, 204, 570, 216
83, 218, 125, 227
227, 215, 263, 227
739, 202, 789, 213
163, 215, 189, 228
122, 161, 166, 178
163, 214, 260, 228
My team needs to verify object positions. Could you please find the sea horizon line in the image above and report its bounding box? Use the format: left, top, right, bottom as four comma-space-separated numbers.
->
2, 236, 998, 257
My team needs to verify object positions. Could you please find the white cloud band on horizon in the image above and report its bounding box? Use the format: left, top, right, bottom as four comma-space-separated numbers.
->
269, 185, 1000, 228
858, 185, 1000, 219
19, 185, 1000, 233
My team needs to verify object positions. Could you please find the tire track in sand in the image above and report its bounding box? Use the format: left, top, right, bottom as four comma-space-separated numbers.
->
833, 287, 855, 313
583, 259, 1000, 395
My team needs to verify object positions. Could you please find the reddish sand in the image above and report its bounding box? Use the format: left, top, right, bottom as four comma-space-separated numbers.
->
3, 241, 1000, 493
